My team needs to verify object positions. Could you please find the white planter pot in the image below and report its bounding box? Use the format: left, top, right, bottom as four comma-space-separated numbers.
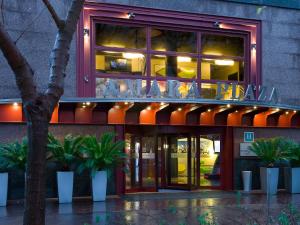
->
242, 171, 252, 192
57, 171, 74, 204
0, 173, 8, 206
285, 167, 300, 194
260, 167, 279, 195
92, 171, 107, 201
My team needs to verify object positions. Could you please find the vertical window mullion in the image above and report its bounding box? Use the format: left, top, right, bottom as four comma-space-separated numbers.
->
197, 31, 202, 95
146, 26, 151, 92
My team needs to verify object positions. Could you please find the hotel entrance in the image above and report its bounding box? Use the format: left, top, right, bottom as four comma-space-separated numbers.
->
125, 128, 222, 192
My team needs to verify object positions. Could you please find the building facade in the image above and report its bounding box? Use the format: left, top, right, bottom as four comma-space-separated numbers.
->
1, 0, 300, 197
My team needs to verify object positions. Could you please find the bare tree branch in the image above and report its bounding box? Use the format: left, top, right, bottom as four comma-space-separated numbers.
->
0, 22, 37, 103
45, 0, 84, 111
42, 0, 64, 29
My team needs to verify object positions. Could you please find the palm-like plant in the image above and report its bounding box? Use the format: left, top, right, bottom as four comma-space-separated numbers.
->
0, 137, 28, 171
285, 140, 300, 167
249, 137, 294, 167
47, 133, 84, 171
78, 132, 126, 176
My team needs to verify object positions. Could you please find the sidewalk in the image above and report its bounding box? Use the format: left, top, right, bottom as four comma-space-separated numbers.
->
0, 191, 299, 225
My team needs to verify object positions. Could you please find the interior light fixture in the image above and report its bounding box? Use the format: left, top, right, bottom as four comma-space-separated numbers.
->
235, 110, 238, 113
177, 107, 182, 111
160, 102, 165, 106
86, 102, 91, 106
82, 105, 86, 108
147, 106, 152, 110
124, 102, 129, 105
226, 104, 231, 108
122, 52, 144, 59
177, 56, 192, 63
253, 106, 257, 109
127, 12, 136, 19
13, 102, 18, 106
215, 59, 234, 66
207, 108, 211, 112
83, 28, 90, 37
285, 111, 289, 115
276, 108, 280, 111
294, 110, 297, 113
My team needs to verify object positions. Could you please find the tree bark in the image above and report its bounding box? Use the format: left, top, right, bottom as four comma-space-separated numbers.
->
23, 117, 48, 225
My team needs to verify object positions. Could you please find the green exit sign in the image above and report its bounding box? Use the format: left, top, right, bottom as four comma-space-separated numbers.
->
244, 132, 254, 142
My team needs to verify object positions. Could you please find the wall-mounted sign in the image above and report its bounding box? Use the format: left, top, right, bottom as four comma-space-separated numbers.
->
97, 78, 280, 104
240, 143, 256, 157
244, 132, 254, 142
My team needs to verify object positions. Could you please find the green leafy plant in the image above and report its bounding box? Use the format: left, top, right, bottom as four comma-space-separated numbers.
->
285, 140, 300, 167
0, 137, 28, 171
78, 132, 126, 176
249, 137, 293, 167
47, 133, 84, 171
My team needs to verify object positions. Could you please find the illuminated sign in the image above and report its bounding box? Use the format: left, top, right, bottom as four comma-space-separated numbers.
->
98, 79, 279, 104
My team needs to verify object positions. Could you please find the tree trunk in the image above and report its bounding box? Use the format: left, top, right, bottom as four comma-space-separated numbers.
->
23, 110, 49, 225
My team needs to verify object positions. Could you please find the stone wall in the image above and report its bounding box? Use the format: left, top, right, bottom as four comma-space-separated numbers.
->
1, 0, 300, 105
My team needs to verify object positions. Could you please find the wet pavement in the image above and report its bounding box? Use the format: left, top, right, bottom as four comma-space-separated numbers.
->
0, 191, 300, 225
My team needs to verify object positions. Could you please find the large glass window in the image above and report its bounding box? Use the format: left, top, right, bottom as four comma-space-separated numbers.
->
94, 23, 247, 96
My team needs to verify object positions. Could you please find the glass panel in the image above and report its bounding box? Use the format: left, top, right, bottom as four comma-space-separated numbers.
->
201, 83, 244, 100
200, 134, 221, 187
95, 51, 146, 75
201, 34, 244, 57
168, 137, 188, 185
125, 134, 140, 190
96, 23, 146, 49
96, 78, 147, 98
141, 137, 156, 188
201, 58, 244, 81
151, 28, 196, 53
151, 55, 197, 78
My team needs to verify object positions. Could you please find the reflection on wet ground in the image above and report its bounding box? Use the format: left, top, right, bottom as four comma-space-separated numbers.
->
1, 191, 300, 225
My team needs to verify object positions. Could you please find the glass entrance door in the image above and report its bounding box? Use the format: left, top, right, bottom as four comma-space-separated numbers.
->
125, 134, 156, 192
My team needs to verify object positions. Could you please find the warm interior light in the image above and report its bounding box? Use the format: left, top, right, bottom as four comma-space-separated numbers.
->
203, 52, 222, 56
177, 56, 192, 63
147, 106, 152, 110
276, 108, 280, 111
86, 102, 91, 106
215, 59, 234, 66
82, 105, 86, 108
122, 52, 144, 59
104, 44, 125, 48
177, 107, 182, 111
253, 106, 257, 109
235, 110, 238, 113
294, 110, 297, 113
114, 105, 120, 109
226, 104, 231, 108
285, 111, 289, 115
124, 102, 129, 105
13, 102, 18, 106
207, 108, 211, 112
160, 102, 165, 106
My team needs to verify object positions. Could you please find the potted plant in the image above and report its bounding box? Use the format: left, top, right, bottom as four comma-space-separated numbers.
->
284, 140, 300, 193
0, 138, 27, 206
48, 133, 84, 203
249, 137, 291, 195
0, 154, 9, 206
78, 132, 126, 201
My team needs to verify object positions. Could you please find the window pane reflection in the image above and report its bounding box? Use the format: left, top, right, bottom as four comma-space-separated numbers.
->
201, 34, 244, 57
96, 24, 146, 49
151, 55, 197, 78
95, 51, 146, 75
201, 83, 244, 100
201, 58, 244, 81
151, 29, 196, 53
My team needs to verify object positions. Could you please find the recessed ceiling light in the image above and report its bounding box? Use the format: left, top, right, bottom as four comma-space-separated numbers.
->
178, 107, 182, 111
207, 108, 211, 112
226, 104, 231, 108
